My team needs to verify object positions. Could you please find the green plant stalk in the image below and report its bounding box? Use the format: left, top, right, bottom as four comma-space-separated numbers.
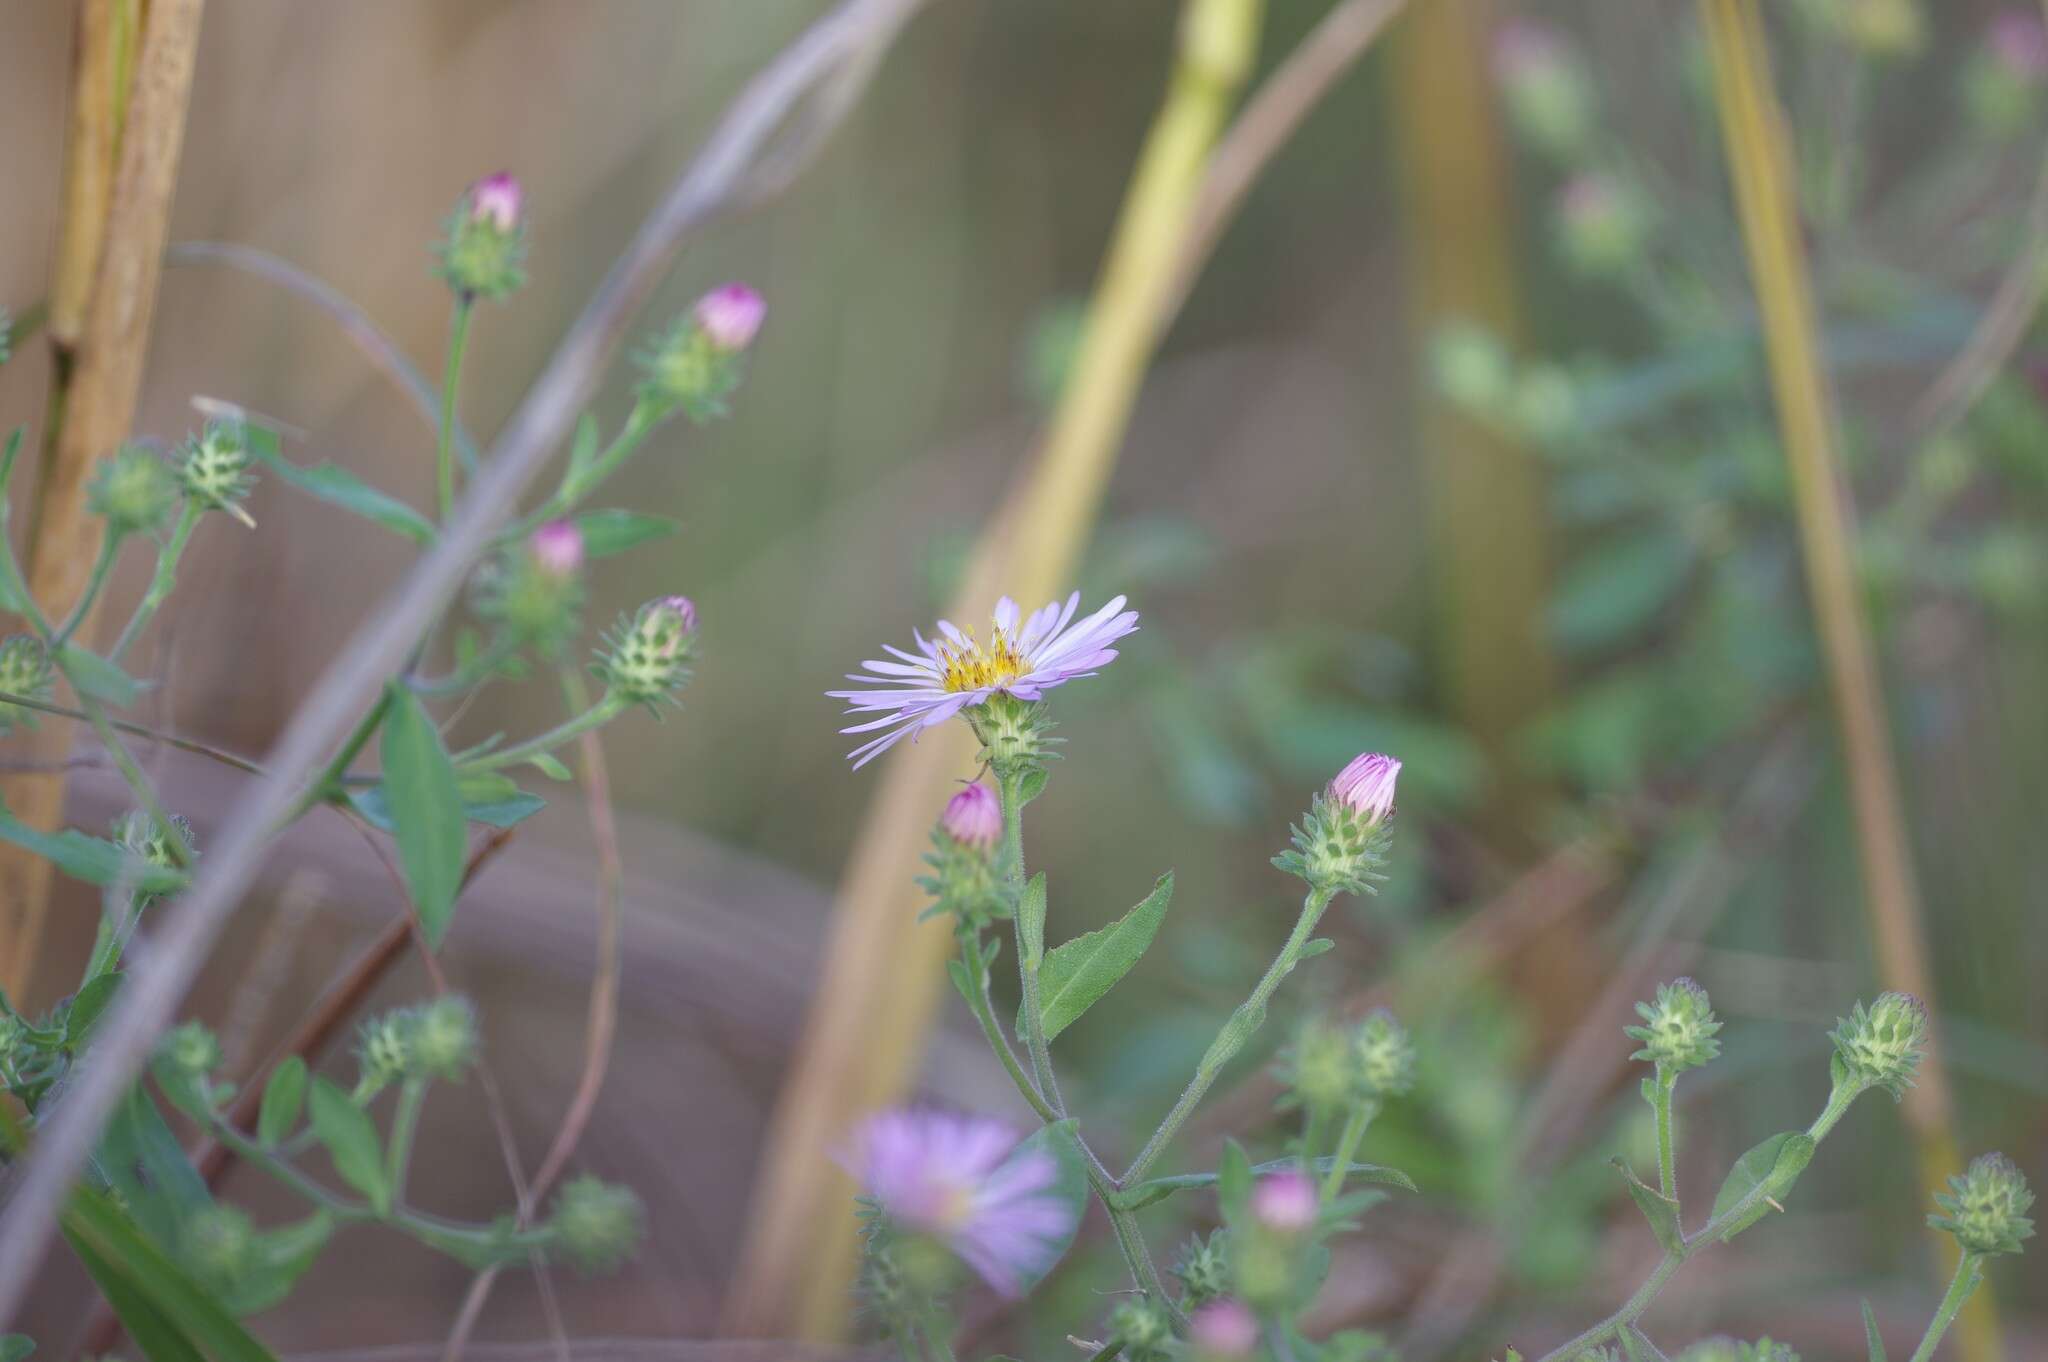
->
461, 691, 626, 773
109, 500, 202, 661
1320, 1100, 1379, 1203
913, 1300, 958, 1362
436, 297, 475, 522
50, 530, 123, 649
63, 671, 191, 871
1909, 1253, 1983, 1362
997, 769, 1065, 1115
278, 691, 391, 825
1124, 885, 1335, 1186
386, 1077, 427, 1203
409, 632, 520, 697
0, 688, 263, 775
502, 399, 666, 542
1652, 1065, 1678, 1201
957, 941, 1057, 1125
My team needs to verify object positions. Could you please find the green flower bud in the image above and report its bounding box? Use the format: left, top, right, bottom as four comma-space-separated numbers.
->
0, 635, 54, 735
356, 1011, 412, 1095
917, 783, 1008, 931
408, 996, 479, 1081
1355, 1008, 1417, 1099
1173, 1228, 1231, 1309
88, 445, 179, 537
159, 1020, 222, 1077
179, 1204, 255, 1294
965, 692, 1053, 777
1274, 757, 1397, 898
112, 809, 196, 870
1282, 1019, 1358, 1111
1107, 1298, 1173, 1362
548, 1175, 644, 1274
632, 284, 762, 423
177, 422, 256, 521
1829, 991, 1927, 1101
1625, 978, 1721, 1072
1431, 322, 1513, 415
1553, 173, 1653, 277
435, 173, 527, 301
1929, 1152, 2034, 1257
596, 596, 697, 707
471, 524, 585, 656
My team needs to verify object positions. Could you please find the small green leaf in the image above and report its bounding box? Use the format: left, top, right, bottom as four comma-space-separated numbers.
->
94, 1086, 211, 1251
1018, 872, 1047, 971
1862, 1299, 1887, 1362
66, 973, 122, 1050
1548, 528, 1693, 651
58, 645, 140, 707
307, 1077, 389, 1215
222, 1212, 334, 1316
1708, 1130, 1815, 1241
526, 752, 573, 781
1120, 1156, 1415, 1212
0, 806, 184, 893
572, 509, 680, 557
1619, 1326, 1665, 1362
565, 411, 601, 480
1298, 937, 1336, 960
1016, 767, 1050, 805
247, 441, 434, 543
1028, 872, 1173, 1043
257, 1057, 308, 1147
1216, 1139, 1254, 1227
1000, 1119, 1088, 1294
348, 774, 544, 833
0, 1337, 32, 1362
1610, 1158, 1682, 1255
379, 684, 468, 947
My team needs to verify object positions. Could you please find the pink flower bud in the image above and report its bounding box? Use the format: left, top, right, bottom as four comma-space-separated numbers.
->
941, 781, 1001, 849
1991, 11, 2048, 80
1188, 1300, 1260, 1359
469, 172, 523, 232
660, 595, 698, 637
1251, 1170, 1317, 1232
693, 283, 766, 352
1328, 752, 1400, 823
530, 520, 583, 577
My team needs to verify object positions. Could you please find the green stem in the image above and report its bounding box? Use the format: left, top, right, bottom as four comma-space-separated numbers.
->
409, 632, 518, 697
1653, 1065, 1678, 1201
386, 1078, 427, 1204
51, 531, 124, 649
110, 500, 202, 661
460, 691, 625, 773
501, 399, 664, 542
959, 939, 1057, 1124
436, 297, 475, 522
65, 680, 191, 870
1320, 1100, 1378, 1204
1123, 885, 1334, 1185
1908, 1253, 1982, 1362
0, 688, 262, 774
1300, 1104, 1330, 1170
913, 1301, 957, 1362
279, 691, 392, 826
997, 768, 1066, 1116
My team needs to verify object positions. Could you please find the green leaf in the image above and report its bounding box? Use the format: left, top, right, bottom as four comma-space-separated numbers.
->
1862, 1299, 1887, 1362
1027, 872, 1173, 1043
95, 1086, 211, 1250
1548, 529, 1693, 651
526, 752, 573, 781
565, 411, 601, 480
222, 1212, 333, 1316
61, 1185, 280, 1362
247, 441, 433, 543
348, 774, 544, 834
1708, 1130, 1815, 1241
1018, 872, 1047, 971
1216, 1139, 1254, 1227
0, 1337, 32, 1362
1121, 1156, 1416, 1212
58, 644, 141, 707
307, 1077, 389, 1214
573, 509, 679, 557
1610, 1158, 1682, 1255
1619, 1326, 1665, 1362
1298, 937, 1336, 960
66, 973, 122, 1050
257, 1057, 308, 1147
0, 806, 184, 894
1016, 767, 1050, 806
378, 684, 467, 947
1000, 1119, 1088, 1295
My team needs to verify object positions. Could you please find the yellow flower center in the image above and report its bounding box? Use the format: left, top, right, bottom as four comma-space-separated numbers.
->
938, 628, 1026, 693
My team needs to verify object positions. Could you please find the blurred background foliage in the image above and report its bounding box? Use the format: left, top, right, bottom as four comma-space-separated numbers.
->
3, 0, 2046, 1355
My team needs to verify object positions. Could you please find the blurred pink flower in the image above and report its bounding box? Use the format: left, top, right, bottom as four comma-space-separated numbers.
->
1189, 1299, 1261, 1358
1251, 1169, 1318, 1232
530, 520, 583, 577
469, 172, 523, 231
848, 1109, 1076, 1297
1991, 11, 2048, 79
694, 283, 767, 352
1329, 752, 1400, 823
942, 781, 1002, 849
829, 592, 1139, 768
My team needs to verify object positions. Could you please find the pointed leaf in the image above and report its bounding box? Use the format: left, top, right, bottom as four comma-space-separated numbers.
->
222, 1212, 334, 1316
573, 509, 680, 557
1018, 872, 1047, 970
378, 684, 467, 946
1216, 1139, 1254, 1227
0, 806, 184, 894
58, 645, 141, 707
1862, 1299, 1887, 1362
1619, 1326, 1666, 1362
66, 973, 123, 1050
307, 1077, 389, 1214
65, 1228, 207, 1362
1708, 1130, 1814, 1241
257, 1057, 307, 1147
1611, 1158, 1682, 1255
348, 771, 544, 833
1028, 872, 1172, 1043
95, 1086, 211, 1250
247, 443, 433, 543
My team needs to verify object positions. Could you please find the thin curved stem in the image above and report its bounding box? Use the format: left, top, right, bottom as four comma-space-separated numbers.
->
1909, 1254, 1982, 1362
436, 298, 476, 522
110, 500, 203, 662
460, 692, 625, 773
0, 689, 262, 775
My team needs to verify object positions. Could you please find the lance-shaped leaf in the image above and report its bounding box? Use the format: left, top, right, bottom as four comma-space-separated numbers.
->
308, 1078, 389, 1215
378, 684, 468, 946
1025, 872, 1173, 1043
0, 806, 185, 894
1708, 1130, 1814, 1241
1610, 1158, 1682, 1255
58, 644, 141, 707
1018, 871, 1047, 971
1862, 1299, 1887, 1362
257, 1057, 308, 1147
573, 509, 679, 557
247, 438, 434, 544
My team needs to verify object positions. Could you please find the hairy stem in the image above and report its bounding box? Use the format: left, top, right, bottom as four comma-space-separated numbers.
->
1909, 1253, 1982, 1362
1320, 1100, 1378, 1203
1653, 1065, 1677, 1202
436, 297, 475, 522
460, 691, 625, 773
109, 500, 203, 661
998, 768, 1066, 1116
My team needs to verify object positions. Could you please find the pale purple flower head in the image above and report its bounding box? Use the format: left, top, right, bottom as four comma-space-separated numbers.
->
848, 1109, 1077, 1297
1329, 752, 1400, 823
694, 283, 767, 352
1189, 1300, 1261, 1358
828, 592, 1140, 768
530, 520, 583, 577
1990, 11, 2048, 79
469, 172, 523, 232
1251, 1169, 1318, 1232
942, 781, 1001, 849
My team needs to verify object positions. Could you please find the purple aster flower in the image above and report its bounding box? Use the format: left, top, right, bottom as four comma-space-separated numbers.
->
1189, 1300, 1261, 1358
828, 592, 1139, 768
530, 519, 583, 577
469, 172, 523, 232
1329, 752, 1400, 823
848, 1109, 1077, 1297
694, 283, 767, 352
1251, 1170, 1317, 1232
941, 780, 1002, 849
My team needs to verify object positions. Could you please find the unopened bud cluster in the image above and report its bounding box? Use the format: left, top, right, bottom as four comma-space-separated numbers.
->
1626, 978, 1721, 1072
596, 596, 698, 707
1355, 1008, 1417, 1098
1172, 1228, 1231, 1308
1554, 172, 1651, 277
437, 173, 527, 300
112, 808, 195, 907
0, 635, 53, 734
1284, 1009, 1414, 1108
1107, 1297, 1173, 1362
1965, 13, 2048, 136
1275, 753, 1399, 896
88, 444, 179, 537
355, 996, 480, 1093
549, 1174, 645, 1274
635, 284, 765, 422
1828, 991, 1927, 1101
919, 782, 1007, 930
178, 421, 256, 518
1930, 1152, 2034, 1257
